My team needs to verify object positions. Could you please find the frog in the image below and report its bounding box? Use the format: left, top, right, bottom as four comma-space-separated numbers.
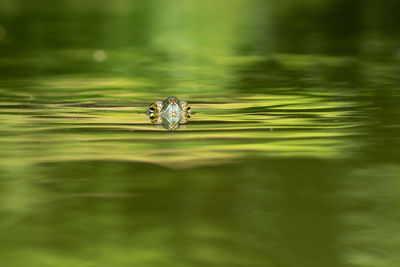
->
148, 96, 191, 130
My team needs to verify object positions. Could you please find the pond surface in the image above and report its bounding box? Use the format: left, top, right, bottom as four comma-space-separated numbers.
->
1, 1, 400, 266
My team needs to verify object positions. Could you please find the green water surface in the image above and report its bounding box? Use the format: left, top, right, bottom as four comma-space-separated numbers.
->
1, 1, 400, 266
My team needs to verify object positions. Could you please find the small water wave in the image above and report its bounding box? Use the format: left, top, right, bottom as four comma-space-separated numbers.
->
0, 92, 366, 169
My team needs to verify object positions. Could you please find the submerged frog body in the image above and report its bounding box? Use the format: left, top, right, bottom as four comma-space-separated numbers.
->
148, 96, 191, 130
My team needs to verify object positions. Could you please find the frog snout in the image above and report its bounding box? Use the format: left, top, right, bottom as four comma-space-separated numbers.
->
169, 103, 181, 114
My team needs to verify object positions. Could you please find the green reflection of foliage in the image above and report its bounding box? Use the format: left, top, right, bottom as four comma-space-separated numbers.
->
1, 0, 400, 266
1, 160, 399, 267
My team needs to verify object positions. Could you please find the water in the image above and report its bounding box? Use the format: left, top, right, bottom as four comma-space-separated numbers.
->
1, 1, 400, 266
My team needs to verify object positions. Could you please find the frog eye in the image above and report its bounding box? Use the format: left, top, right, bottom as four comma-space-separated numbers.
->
186, 106, 191, 111
149, 103, 158, 111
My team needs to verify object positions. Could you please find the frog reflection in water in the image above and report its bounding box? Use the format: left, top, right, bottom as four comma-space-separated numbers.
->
148, 96, 192, 130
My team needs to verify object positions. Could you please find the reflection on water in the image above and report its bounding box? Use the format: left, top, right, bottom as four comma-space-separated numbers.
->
149, 110, 190, 131
1, 0, 400, 266
0, 87, 361, 168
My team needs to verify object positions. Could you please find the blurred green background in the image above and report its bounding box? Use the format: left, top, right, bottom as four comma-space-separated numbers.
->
0, 0, 400, 266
